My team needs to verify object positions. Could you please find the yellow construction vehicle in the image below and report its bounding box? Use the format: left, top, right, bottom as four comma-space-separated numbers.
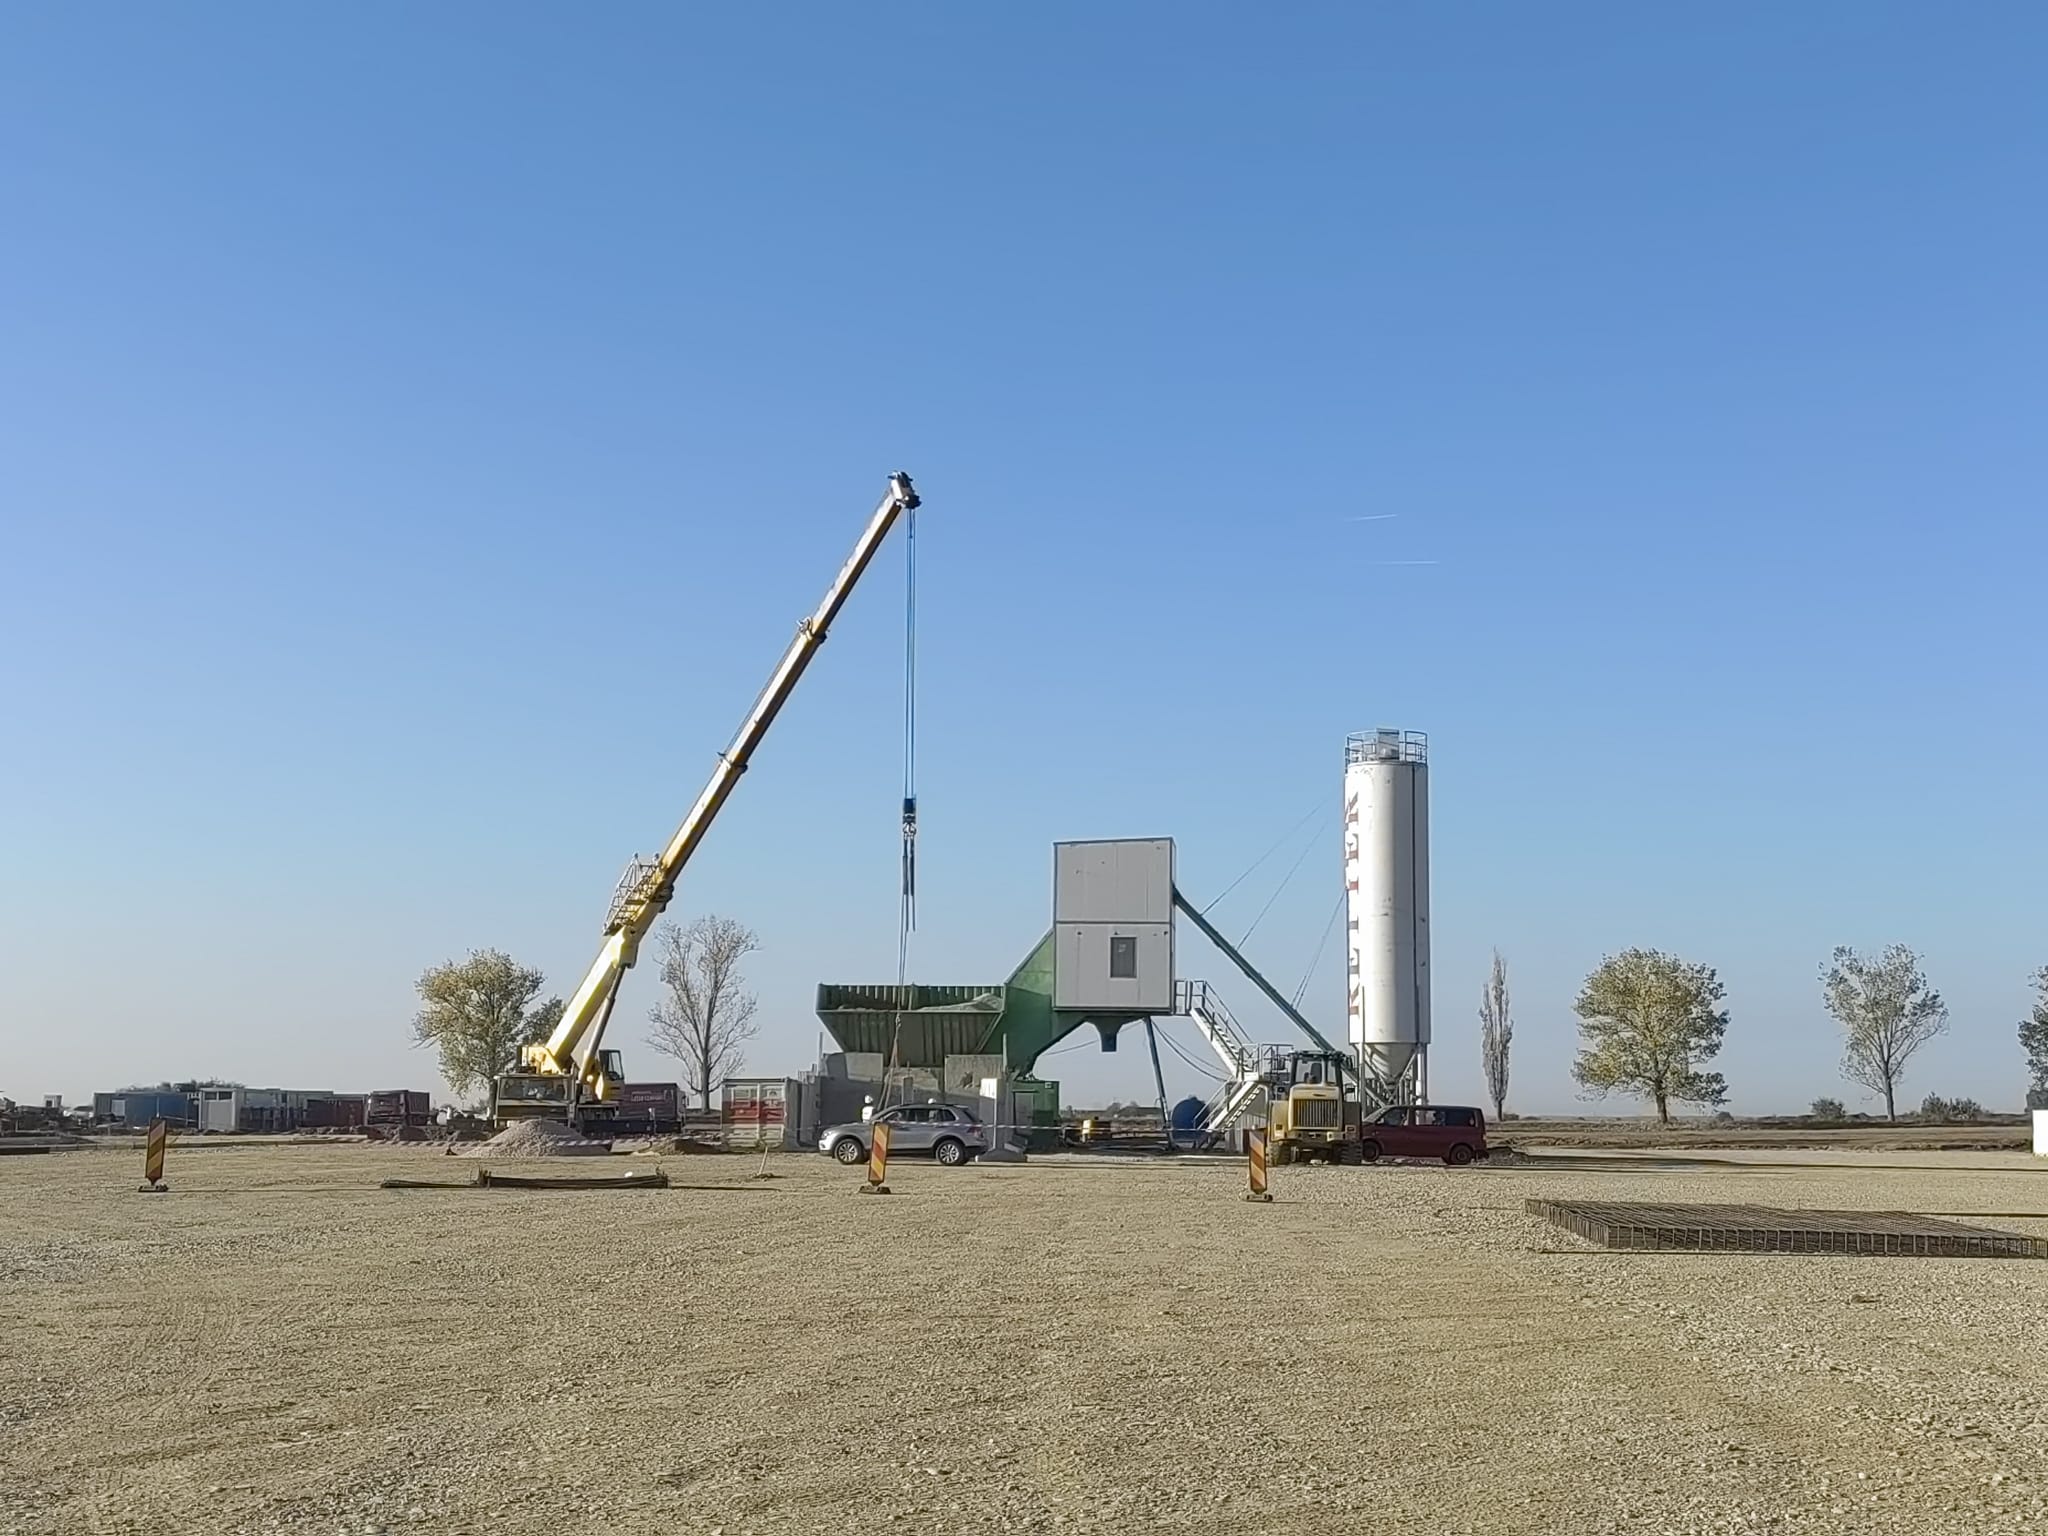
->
493, 472, 923, 1129
1265, 1048, 1366, 1164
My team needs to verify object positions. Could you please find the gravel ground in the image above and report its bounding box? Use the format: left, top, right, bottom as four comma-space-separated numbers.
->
3, 1144, 2046, 1535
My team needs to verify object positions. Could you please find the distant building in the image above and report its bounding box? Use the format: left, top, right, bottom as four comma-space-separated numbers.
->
91, 1081, 366, 1132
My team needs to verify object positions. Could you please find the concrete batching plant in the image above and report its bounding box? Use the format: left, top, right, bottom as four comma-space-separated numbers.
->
1344, 729, 1431, 1102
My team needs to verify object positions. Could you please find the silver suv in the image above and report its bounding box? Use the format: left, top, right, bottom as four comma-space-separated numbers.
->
819, 1103, 988, 1168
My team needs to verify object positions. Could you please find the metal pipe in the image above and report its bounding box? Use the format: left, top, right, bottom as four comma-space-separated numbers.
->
1172, 887, 1347, 1057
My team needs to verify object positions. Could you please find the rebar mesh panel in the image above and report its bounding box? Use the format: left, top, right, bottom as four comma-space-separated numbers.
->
1526, 1200, 2048, 1259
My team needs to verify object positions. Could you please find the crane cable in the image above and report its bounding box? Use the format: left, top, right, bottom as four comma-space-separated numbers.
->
878, 503, 919, 1114
896, 504, 918, 984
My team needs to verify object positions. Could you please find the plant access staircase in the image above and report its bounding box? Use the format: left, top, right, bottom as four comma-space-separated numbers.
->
1173, 979, 1269, 1143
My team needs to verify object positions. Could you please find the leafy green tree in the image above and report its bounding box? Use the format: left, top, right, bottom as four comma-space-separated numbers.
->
1571, 949, 1729, 1124
412, 949, 563, 1107
2020, 967, 2048, 1109
1821, 944, 1947, 1122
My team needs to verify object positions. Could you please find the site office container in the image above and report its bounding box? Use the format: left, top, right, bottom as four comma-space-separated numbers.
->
195, 1088, 240, 1134
722, 1077, 804, 1150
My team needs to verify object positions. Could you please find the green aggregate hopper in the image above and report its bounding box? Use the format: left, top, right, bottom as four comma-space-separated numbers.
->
815, 932, 1097, 1074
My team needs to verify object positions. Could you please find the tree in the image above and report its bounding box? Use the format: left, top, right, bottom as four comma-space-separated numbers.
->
413, 949, 563, 1110
1570, 949, 1729, 1124
1477, 949, 1513, 1120
1821, 944, 1947, 1122
2020, 967, 2048, 1108
1809, 1097, 1846, 1120
646, 915, 761, 1108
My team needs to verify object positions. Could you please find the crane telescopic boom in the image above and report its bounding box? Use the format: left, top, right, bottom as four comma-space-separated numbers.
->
496, 472, 921, 1123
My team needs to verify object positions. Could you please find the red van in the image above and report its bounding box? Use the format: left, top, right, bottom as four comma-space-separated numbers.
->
1359, 1104, 1489, 1165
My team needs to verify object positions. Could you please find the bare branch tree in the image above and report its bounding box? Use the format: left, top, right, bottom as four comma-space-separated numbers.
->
412, 949, 562, 1109
646, 916, 761, 1109
1822, 944, 1947, 1122
1478, 949, 1513, 1119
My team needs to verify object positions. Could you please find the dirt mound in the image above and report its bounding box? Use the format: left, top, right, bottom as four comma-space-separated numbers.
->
460, 1119, 613, 1158
612, 1134, 726, 1155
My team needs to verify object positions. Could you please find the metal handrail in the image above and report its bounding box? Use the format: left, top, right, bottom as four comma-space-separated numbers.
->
1344, 728, 1427, 766
1174, 980, 1258, 1077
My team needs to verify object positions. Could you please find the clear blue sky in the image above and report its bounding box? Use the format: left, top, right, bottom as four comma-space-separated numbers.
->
4, 4, 2044, 1116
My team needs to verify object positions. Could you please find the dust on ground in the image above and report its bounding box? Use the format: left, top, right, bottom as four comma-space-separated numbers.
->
3, 1144, 2046, 1535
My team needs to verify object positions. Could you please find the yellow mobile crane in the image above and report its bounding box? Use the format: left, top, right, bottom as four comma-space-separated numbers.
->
493, 472, 923, 1130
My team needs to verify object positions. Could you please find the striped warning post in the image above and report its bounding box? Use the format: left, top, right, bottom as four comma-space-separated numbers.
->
1245, 1128, 1273, 1203
860, 1121, 893, 1195
139, 1118, 169, 1194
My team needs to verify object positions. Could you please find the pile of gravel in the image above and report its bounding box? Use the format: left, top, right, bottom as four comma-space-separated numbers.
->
459, 1119, 613, 1158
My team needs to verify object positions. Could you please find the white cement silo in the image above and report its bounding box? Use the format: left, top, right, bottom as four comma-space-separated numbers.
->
1344, 729, 1431, 1099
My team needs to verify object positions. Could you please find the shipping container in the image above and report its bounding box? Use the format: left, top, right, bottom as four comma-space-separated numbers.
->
366, 1089, 432, 1128
236, 1088, 292, 1134
722, 1077, 804, 1150
606, 1081, 681, 1134
614, 1082, 681, 1111
301, 1095, 367, 1130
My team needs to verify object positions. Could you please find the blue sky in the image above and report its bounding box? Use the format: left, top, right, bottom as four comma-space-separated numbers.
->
4, 4, 2044, 1115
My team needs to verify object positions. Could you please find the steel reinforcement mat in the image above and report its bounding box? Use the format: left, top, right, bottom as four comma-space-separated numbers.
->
1526, 1199, 2048, 1258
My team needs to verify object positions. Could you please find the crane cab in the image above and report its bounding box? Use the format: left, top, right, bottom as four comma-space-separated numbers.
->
494, 1049, 624, 1129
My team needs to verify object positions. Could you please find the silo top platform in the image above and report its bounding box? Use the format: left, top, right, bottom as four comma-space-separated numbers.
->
1346, 728, 1428, 765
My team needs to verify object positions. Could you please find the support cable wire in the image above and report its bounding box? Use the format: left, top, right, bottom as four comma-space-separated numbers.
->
1292, 887, 1347, 1010
1238, 808, 1328, 948
1200, 798, 1323, 915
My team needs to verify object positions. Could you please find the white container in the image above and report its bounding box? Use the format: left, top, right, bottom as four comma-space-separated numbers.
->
1052, 838, 1175, 1015
2033, 1110, 2048, 1157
